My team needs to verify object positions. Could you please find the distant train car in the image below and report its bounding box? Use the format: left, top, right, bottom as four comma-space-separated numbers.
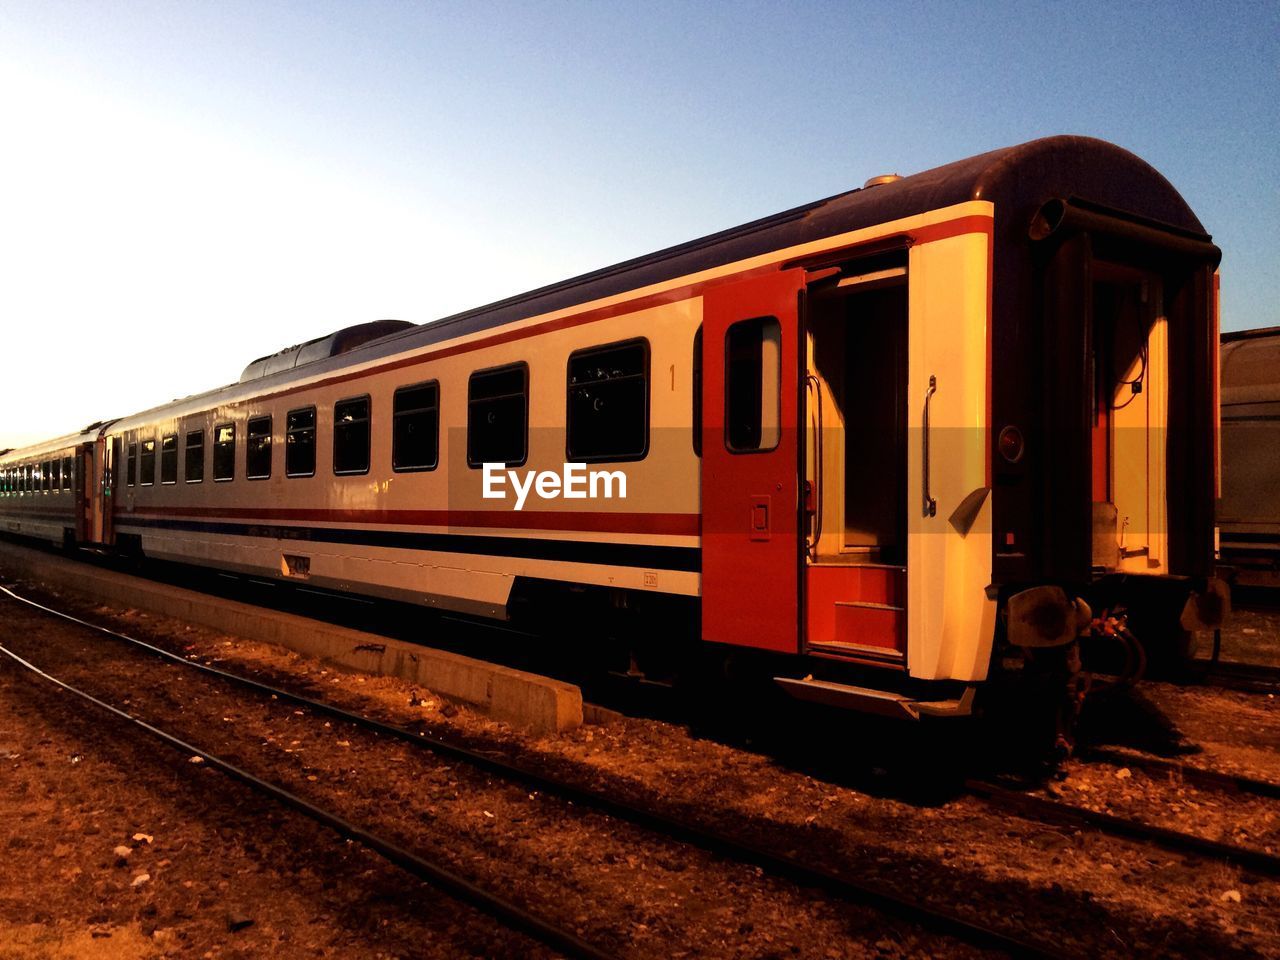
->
0, 136, 1227, 745
1219, 327, 1280, 587
0, 424, 112, 547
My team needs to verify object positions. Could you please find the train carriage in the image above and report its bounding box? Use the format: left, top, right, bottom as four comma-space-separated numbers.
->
0, 424, 112, 547
0, 136, 1227, 738
1218, 326, 1280, 587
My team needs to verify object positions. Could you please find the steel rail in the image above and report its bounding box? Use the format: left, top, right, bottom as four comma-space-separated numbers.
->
1082, 747, 1280, 801
0, 638, 616, 960
965, 778, 1280, 877
1199, 661, 1280, 696
0, 584, 1057, 959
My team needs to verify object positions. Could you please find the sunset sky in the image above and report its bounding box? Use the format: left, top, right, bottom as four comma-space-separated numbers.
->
1, 0, 1275, 449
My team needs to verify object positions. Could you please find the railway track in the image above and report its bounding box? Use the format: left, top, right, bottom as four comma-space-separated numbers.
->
965, 776, 1280, 877
0, 584, 1055, 960
1199, 660, 1280, 696
1082, 745, 1280, 801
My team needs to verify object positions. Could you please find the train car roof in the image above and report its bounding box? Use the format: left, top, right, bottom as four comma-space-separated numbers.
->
0, 422, 115, 464
106, 134, 1210, 431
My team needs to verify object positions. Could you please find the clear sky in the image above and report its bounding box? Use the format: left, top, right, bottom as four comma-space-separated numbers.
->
1, 1, 1276, 450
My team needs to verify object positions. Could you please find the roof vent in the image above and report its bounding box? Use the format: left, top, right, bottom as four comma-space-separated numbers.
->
863, 174, 902, 189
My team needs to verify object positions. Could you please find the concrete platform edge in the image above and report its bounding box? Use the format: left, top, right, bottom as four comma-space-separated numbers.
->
0, 543, 583, 734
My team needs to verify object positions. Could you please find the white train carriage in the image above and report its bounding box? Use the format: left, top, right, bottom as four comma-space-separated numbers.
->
0, 425, 112, 547
2, 136, 1228, 732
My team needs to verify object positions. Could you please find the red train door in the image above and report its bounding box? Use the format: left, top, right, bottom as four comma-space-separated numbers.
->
701, 269, 804, 652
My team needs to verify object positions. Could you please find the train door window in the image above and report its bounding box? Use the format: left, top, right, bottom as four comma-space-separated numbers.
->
185, 430, 204, 483
693, 327, 703, 457
286, 407, 316, 477
333, 397, 370, 475
566, 340, 648, 462
160, 435, 178, 484
139, 439, 156, 485
725, 316, 781, 453
213, 423, 235, 481
62, 457, 72, 491
126, 442, 137, 487
393, 383, 438, 472
467, 363, 527, 467
247, 416, 272, 480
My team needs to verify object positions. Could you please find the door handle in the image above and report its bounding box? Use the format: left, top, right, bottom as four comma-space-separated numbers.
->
923, 375, 937, 518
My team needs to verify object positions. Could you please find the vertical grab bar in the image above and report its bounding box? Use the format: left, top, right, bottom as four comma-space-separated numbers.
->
805, 373, 823, 558
923, 375, 937, 517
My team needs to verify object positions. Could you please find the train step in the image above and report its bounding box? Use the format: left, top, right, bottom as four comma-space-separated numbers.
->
773, 676, 975, 721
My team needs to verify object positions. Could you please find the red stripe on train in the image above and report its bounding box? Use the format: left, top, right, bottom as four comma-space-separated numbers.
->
124, 506, 701, 537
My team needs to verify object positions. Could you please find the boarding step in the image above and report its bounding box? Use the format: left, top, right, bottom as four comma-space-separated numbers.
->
833, 600, 903, 651
774, 676, 975, 721
807, 638, 905, 666
808, 561, 904, 604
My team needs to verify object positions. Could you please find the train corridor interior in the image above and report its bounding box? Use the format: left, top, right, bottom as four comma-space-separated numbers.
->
803, 257, 909, 658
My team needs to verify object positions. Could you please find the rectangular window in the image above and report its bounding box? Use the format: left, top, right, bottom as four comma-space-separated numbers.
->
467, 364, 527, 467
139, 439, 156, 485
392, 382, 439, 472
185, 430, 204, 483
62, 456, 73, 491
567, 340, 648, 463
725, 316, 782, 453
285, 407, 316, 478
126, 442, 137, 487
693, 327, 702, 457
48, 460, 59, 492
160, 435, 178, 484
247, 416, 272, 480
333, 397, 370, 475
213, 423, 235, 481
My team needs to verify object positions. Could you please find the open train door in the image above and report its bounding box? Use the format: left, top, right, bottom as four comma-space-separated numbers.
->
701, 269, 805, 652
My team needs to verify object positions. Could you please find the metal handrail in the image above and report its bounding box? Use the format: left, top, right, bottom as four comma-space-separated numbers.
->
923, 375, 937, 517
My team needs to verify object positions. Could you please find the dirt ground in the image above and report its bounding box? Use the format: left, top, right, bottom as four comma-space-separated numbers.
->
0, 650, 540, 959
3, 572, 1280, 958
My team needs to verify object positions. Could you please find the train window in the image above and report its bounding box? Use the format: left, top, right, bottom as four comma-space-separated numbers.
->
50, 459, 60, 492
160, 434, 178, 484
467, 364, 527, 468
566, 340, 648, 463
333, 397, 370, 475
392, 382, 439, 472
725, 316, 781, 453
185, 430, 204, 483
62, 457, 72, 491
139, 439, 156, 485
247, 416, 272, 480
286, 407, 316, 478
213, 423, 235, 481
693, 327, 703, 457
126, 442, 137, 487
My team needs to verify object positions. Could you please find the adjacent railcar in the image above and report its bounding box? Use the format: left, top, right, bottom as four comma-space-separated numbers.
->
0, 136, 1227, 734
1218, 327, 1280, 587
0, 424, 112, 547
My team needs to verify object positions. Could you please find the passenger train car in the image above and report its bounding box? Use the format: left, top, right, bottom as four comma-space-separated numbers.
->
0, 136, 1228, 739
1218, 326, 1280, 587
